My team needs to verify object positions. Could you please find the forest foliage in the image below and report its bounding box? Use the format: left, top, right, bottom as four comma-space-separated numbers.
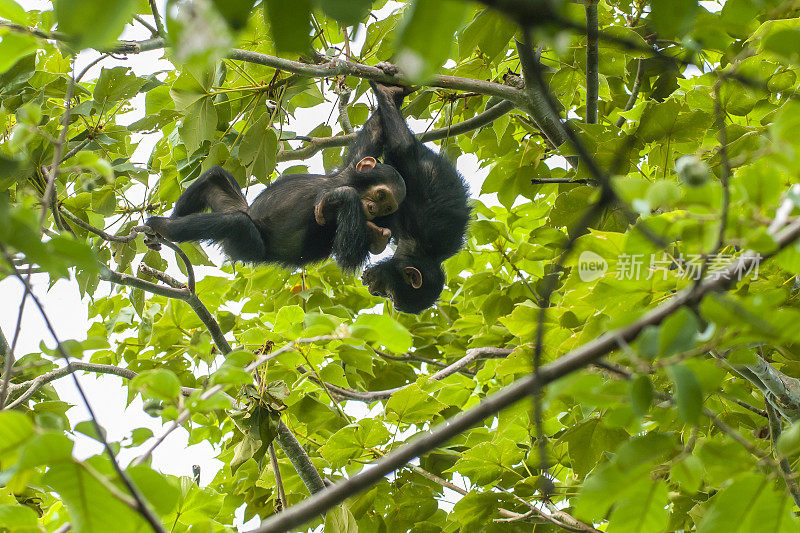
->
3, 0, 800, 531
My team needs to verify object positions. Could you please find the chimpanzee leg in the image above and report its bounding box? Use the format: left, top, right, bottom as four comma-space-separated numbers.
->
148, 212, 265, 263
173, 166, 247, 217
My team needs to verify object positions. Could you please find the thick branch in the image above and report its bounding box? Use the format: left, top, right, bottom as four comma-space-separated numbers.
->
276, 421, 326, 494
585, 0, 599, 124
746, 356, 800, 420
252, 217, 800, 533
227, 49, 524, 102
277, 99, 516, 162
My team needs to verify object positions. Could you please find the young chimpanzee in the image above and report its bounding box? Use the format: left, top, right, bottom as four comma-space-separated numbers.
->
145, 124, 405, 272
361, 80, 471, 313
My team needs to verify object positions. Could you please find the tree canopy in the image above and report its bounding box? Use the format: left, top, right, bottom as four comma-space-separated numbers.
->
3, 0, 800, 531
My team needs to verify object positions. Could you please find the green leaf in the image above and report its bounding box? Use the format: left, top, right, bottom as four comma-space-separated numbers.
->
131, 369, 182, 400
0, 411, 34, 458
0, 0, 27, 24
659, 308, 699, 357
43, 462, 147, 532
395, 0, 469, 80
697, 474, 799, 532
670, 455, 703, 493
54, 0, 137, 49
317, 0, 372, 26
629, 374, 654, 417
607, 479, 669, 533
777, 421, 800, 457
264, 0, 312, 52
764, 29, 800, 64
93, 67, 147, 107
127, 464, 180, 515
451, 491, 497, 530
239, 113, 278, 178
649, 0, 698, 39
668, 364, 703, 424
562, 418, 629, 478
324, 503, 358, 533
351, 313, 413, 353
384, 384, 446, 424
0, 32, 37, 74
15, 433, 74, 471
210, 0, 256, 30
451, 438, 524, 486
0, 504, 40, 529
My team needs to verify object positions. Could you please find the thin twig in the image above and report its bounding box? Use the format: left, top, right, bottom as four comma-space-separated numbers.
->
148, 0, 166, 38
138, 264, 187, 290
0, 327, 13, 409
766, 400, 800, 508
278, 99, 516, 162
40, 66, 76, 226
616, 58, 644, 128
4, 361, 197, 410
269, 443, 288, 512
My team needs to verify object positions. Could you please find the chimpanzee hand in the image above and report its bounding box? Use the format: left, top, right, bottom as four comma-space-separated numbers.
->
367, 221, 391, 254
314, 199, 327, 226
374, 63, 417, 103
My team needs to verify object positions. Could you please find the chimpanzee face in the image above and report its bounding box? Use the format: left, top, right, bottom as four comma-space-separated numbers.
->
361, 256, 443, 314
354, 157, 405, 220
360, 184, 400, 220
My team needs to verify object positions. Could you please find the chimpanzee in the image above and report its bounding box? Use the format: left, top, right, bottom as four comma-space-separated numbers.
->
361, 80, 471, 313
145, 123, 406, 272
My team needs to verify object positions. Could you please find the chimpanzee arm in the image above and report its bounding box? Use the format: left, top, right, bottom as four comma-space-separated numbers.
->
318, 187, 370, 271
341, 111, 384, 168
369, 82, 417, 163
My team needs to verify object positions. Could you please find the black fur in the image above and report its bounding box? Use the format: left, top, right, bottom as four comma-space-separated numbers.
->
146, 119, 404, 272
361, 82, 471, 313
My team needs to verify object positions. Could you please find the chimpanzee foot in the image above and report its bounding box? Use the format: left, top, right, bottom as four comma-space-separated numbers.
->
141, 220, 163, 251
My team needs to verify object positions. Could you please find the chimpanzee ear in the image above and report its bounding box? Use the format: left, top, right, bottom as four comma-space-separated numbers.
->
402, 266, 422, 289
356, 156, 378, 172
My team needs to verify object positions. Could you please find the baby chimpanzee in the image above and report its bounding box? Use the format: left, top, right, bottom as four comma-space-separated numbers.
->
146, 155, 405, 272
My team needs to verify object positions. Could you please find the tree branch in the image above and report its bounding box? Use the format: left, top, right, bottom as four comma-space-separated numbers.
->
276, 420, 326, 494
616, 58, 644, 128
766, 400, 800, 508
304, 347, 512, 402
0, 326, 13, 409
4, 361, 197, 410
585, 0, 599, 124
277, 99, 516, 162
252, 216, 800, 533
148, 0, 166, 38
